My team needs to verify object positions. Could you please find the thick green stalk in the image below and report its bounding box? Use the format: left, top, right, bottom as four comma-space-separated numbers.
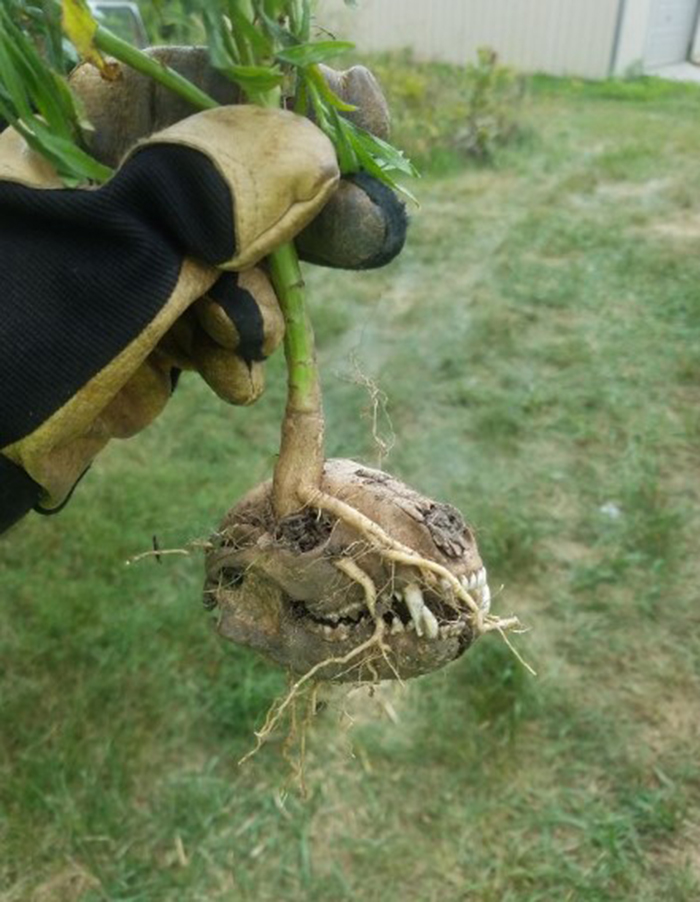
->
256, 73, 325, 515
268, 245, 318, 413
267, 243, 325, 516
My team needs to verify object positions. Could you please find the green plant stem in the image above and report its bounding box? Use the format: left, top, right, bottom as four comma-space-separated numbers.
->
268, 245, 318, 413
267, 243, 325, 516
94, 27, 220, 109
255, 72, 325, 515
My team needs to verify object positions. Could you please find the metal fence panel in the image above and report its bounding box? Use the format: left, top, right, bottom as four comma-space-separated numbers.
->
317, 0, 620, 79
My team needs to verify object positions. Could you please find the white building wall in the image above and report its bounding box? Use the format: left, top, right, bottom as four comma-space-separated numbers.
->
612, 0, 655, 73
317, 0, 622, 79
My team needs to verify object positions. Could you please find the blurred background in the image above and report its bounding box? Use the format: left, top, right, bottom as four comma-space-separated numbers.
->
319, 0, 700, 80
2, 1, 700, 900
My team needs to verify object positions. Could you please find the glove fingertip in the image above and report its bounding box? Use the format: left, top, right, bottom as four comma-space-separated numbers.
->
296, 172, 408, 271
192, 332, 266, 406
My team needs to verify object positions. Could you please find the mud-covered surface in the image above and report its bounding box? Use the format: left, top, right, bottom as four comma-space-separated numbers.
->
275, 509, 335, 553
204, 459, 490, 681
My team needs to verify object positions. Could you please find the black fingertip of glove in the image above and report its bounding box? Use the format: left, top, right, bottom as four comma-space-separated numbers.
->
208, 273, 266, 365
0, 455, 41, 535
348, 172, 408, 270
296, 171, 407, 271
34, 467, 91, 518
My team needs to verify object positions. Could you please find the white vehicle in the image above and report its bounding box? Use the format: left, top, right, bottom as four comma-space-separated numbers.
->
88, 2, 149, 48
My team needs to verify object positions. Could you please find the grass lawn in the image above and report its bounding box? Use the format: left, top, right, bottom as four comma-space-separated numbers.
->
2, 68, 700, 901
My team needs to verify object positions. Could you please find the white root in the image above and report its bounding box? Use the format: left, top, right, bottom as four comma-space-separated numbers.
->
238, 621, 388, 766
236, 508, 529, 767
334, 557, 378, 619
306, 489, 496, 632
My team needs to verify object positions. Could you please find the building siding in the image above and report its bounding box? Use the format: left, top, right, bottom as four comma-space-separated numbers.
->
317, 0, 622, 79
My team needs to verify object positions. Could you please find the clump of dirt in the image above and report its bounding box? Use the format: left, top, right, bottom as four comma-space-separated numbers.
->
204, 459, 495, 682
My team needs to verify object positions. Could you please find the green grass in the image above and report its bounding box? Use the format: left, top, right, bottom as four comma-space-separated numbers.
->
3, 67, 700, 900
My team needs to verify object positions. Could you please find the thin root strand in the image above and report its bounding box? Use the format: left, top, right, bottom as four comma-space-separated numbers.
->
306, 489, 483, 622
238, 620, 389, 767
126, 540, 214, 566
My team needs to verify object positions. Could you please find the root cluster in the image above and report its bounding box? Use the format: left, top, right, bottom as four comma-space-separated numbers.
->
235, 481, 529, 766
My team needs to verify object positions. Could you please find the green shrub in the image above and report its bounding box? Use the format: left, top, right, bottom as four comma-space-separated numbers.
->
137, 0, 206, 45
368, 47, 528, 171
457, 46, 526, 160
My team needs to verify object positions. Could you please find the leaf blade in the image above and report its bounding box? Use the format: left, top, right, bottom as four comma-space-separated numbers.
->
61, 0, 119, 80
276, 40, 355, 67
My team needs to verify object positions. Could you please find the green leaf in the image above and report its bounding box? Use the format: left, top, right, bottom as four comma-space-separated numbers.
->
202, 9, 235, 70
0, 3, 114, 185
226, 3, 273, 60
276, 40, 354, 68
352, 137, 419, 204
224, 64, 284, 92
0, 9, 84, 140
0, 86, 23, 125
0, 34, 32, 122
291, 0, 311, 42
61, 0, 119, 79
3, 38, 69, 137
294, 76, 309, 116
328, 107, 358, 174
260, 0, 287, 18
305, 75, 331, 131
200, 10, 281, 91
30, 121, 113, 181
255, 7, 297, 49
0, 104, 113, 184
348, 122, 420, 178
313, 105, 419, 203
306, 64, 357, 112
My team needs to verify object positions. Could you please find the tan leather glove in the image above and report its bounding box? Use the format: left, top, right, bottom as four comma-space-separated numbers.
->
0, 105, 338, 529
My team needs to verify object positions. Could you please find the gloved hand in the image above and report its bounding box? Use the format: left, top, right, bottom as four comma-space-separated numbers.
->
70, 47, 404, 270
0, 52, 407, 534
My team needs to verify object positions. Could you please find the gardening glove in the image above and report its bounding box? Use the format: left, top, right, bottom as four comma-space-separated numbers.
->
0, 104, 339, 533
69, 46, 407, 270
